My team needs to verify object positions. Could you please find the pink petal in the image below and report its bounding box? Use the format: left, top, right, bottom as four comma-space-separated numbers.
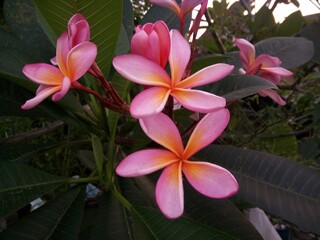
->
68, 13, 87, 26
113, 54, 171, 87
171, 88, 226, 114
130, 87, 170, 118
116, 149, 179, 177
50, 56, 57, 66
154, 21, 170, 67
183, 108, 230, 159
67, 42, 97, 81
139, 112, 184, 157
52, 76, 71, 101
156, 162, 184, 219
150, 0, 181, 16
182, 161, 238, 198
69, 20, 90, 48
177, 63, 234, 89
131, 30, 149, 56
146, 31, 161, 65
22, 63, 64, 85
259, 89, 286, 105
56, 32, 69, 76
258, 71, 281, 84
21, 85, 61, 110
260, 67, 293, 77
180, 0, 204, 17
255, 54, 281, 67
169, 30, 190, 85
234, 38, 255, 70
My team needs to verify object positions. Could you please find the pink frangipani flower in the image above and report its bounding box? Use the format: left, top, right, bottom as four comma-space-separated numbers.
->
113, 30, 234, 118
51, 13, 90, 65
131, 21, 170, 68
116, 109, 238, 219
22, 32, 97, 109
234, 38, 293, 105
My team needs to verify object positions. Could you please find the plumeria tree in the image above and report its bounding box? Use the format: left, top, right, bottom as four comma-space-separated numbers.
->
0, 0, 319, 239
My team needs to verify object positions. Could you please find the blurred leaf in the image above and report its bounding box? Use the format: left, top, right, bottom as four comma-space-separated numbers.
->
251, 6, 275, 40
0, 161, 67, 217
198, 74, 276, 102
196, 145, 320, 235
115, 24, 130, 55
122, 0, 134, 39
255, 37, 314, 68
277, 11, 303, 37
298, 22, 320, 63
298, 138, 320, 161
85, 192, 131, 239
0, 187, 85, 239
3, 0, 55, 61
34, 0, 123, 76
192, 55, 230, 73
91, 134, 104, 180
184, 183, 263, 240
132, 206, 237, 240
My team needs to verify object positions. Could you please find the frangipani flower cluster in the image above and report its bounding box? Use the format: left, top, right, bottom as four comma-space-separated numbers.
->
234, 38, 293, 105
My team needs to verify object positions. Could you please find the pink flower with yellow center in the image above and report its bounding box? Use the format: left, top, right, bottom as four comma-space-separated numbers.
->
22, 32, 97, 109
113, 30, 233, 118
131, 21, 170, 68
234, 38, 293, 105
116, 109, 238, 218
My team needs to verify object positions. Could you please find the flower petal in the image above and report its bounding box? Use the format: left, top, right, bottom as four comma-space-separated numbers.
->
154, 21, 170, 67
130, 87, 170, 118
234, 38, 255, 69
150, 0, 181, 16
260, 67, 293, 77
169, 30, 190, 85
183, 108, 230, 159
130, 30, 149, 56
21, 85, 61, 110
67, 42, 97, 81
259, 89, 286, 105
52, 76, 71, 101
254, 54, 281, 67
116, 149, 179, 177
177, 63, 234, 89
113, 54, 171, 87
146, 31, 161, 65
180, 0, 204, 17
22, 63, 64, 85
68, 13, 90, 47
139, 112, 184, 156
182, 161, 238, 198
56, 32, 69, 76
171, 88, 226, 114
156, 162, 184, 219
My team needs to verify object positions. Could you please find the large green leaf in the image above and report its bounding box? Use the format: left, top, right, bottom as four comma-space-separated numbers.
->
0, 161, 67, 217
255, 37, 314, 68
132, 206, 237, 240
84, 192, 131, 240
276, 11, 303, 37
3, 0, 55, 61
198, 74, 276, 102
196, 145, 320, 235
33, 0, 123, 76
298, 22, 320, 63
0, 187, 85, 239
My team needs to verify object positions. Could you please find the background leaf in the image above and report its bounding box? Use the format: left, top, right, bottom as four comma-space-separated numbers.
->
196, 145, 320, 235
0, 187, 85, 239
198, 74, 276, 102
298, 22, 320, 63
0, 161, 67, 217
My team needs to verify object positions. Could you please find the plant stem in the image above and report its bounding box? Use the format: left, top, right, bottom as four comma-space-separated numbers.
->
68, 176, 100, 184
111, 187, 132, 210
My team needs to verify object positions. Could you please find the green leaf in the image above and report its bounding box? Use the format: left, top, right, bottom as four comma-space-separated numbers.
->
0, 161, 67, 217
198, 74, 276, 102
85, 192, 131, 239
132, 206, 237, 240
184, 184, 263, 240
33, 0, 123, 76
0, 187, 85, 239
91, 134, 104, 180
122, 0, 134, 39
251, 6, 275, 40
255, 37, 314, 68
276, 11, 303, 37
298, 22, 320, 63
3, 0, 55, 61
196, 145, 320, 235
